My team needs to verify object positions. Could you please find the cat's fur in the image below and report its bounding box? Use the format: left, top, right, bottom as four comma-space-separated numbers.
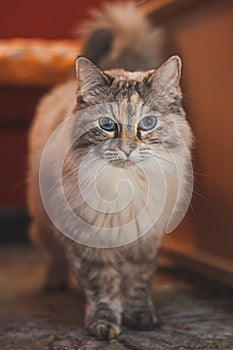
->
80, 2, 165, 71
27, 2, 193, 340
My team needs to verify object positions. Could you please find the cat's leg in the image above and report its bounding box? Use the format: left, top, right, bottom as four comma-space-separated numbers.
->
74, 251, 122, 340
121, 257, 159, 330
29, 220, 69, 291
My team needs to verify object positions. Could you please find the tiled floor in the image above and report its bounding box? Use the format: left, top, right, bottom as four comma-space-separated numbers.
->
0, 245, 232, 350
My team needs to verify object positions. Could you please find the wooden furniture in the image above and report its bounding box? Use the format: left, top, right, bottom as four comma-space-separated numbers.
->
142, 0, 233, 285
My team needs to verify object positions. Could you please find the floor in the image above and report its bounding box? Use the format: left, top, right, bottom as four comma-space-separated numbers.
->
0, 245, 232, 350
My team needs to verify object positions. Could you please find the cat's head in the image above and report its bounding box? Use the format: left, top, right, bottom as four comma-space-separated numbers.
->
72, 56, 193, 168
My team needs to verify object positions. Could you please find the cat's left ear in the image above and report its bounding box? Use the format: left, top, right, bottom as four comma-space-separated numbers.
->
149, 55, 182, 97
75, 56, 109, 96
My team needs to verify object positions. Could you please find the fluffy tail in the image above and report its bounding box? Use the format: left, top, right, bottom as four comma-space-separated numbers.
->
79, 2, 166, 71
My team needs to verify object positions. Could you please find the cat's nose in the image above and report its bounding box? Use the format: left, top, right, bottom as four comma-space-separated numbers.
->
119, 140, 137, 157
121, 147, 132, 157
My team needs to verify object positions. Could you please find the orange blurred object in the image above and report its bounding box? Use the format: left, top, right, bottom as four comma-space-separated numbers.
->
0, 39, 81, 87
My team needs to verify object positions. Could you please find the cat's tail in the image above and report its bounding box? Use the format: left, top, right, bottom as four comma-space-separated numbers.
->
78, 2, 166, 71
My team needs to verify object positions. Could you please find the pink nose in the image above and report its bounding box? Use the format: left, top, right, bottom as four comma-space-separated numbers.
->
119, 140, 137, 157
121, 146, 132, 157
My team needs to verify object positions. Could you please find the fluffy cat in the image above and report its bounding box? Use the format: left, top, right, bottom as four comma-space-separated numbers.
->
27, 2, 193, 340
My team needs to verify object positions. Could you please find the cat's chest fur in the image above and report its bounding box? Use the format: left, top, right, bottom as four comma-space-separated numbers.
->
61, 155, 176, 248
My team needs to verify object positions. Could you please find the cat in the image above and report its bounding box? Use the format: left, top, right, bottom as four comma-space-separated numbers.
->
27, 2, 193, 340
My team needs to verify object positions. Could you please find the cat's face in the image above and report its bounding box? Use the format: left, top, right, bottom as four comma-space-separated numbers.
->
94, 108, 162, 167
72, 56, 192, 169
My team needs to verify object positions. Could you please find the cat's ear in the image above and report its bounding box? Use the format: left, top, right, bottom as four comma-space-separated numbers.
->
75, 56, 109, 96
149, 55, 182, 97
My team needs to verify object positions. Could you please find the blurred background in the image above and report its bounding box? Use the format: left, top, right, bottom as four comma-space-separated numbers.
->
0, 0, 232, 285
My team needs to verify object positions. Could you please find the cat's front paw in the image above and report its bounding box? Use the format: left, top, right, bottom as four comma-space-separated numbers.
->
87, 319, 121, 340
123, 309, 160, 331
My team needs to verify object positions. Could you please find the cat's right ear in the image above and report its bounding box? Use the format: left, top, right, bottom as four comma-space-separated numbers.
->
75, 56, 109, 96
149, 55, 182, 98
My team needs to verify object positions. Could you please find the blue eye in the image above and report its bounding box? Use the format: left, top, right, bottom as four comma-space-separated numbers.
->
138, 115, 157, 131
99, 117, 117, 132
